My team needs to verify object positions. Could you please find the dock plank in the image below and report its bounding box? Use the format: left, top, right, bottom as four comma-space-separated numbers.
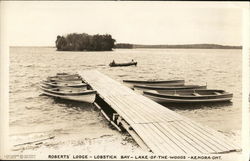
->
153, 122, 203, 154
173, 121, 232, 152
79, 70, 241, 154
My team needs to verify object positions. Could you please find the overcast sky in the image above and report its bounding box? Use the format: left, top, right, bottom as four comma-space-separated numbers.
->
1, 1, 246, 46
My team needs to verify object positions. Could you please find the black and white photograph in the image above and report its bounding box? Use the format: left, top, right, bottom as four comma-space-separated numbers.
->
0, 1, 249, 160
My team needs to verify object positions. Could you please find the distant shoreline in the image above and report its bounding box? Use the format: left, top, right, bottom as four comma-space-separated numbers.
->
114, 43, 242, 49
11, 44, 242, 50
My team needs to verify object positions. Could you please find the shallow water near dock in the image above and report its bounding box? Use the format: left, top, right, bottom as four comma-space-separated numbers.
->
9, 47, 242, 155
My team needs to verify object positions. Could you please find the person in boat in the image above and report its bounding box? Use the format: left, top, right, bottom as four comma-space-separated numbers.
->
131, 59, 137, 66
110, 60, 115, 66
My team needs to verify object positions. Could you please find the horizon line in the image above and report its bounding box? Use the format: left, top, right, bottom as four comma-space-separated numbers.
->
9, 43, 242, 48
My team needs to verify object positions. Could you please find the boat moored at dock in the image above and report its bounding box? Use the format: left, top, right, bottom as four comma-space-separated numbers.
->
40, 85, 96, 103
134, 84, 207, 91
40, 73, 96, 103
143, 89, 233, 103
123, 79, 185, 88
41, 80, 87, 88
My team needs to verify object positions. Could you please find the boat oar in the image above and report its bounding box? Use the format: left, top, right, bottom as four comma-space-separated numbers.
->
14, 136, 55, 147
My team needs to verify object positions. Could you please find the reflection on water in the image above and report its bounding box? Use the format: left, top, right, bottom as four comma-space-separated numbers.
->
9, 47, 242, 154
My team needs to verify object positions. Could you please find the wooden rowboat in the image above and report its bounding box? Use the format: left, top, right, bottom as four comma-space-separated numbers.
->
134, 84, 207, 91
47, 77, 82, 82
56, 73, 79, 76
143, 89, 233, 103
46, 78, 83, 83
109, 61, 137, 67
48, 73, 81, 80
123, 79, 185, 88
40, 86, 96, 103
41, 80, 87, 88
40, 83, 87, 90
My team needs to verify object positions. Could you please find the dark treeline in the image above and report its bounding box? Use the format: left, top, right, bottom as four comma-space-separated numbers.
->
115, 43, 242, 49
56, 33, 116, 51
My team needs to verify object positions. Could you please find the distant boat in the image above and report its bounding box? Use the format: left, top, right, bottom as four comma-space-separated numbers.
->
143, 89, 233, 103
123, 79, 185, 88
109, 61, 137, 67
40, 85, 96, 103
134, 84, 207, 91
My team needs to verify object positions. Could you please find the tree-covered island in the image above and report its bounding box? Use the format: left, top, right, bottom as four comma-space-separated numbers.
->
56, 33, 116, 51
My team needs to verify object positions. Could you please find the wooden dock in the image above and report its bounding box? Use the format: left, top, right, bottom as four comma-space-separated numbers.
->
79, 70, 241, 154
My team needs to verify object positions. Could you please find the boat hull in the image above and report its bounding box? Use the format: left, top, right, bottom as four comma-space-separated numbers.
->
48, 77, 82, 82
42, 91, 96, 103
40, 85, 96, 103
40, 83, 88, 90
41, 81, 87, 88
145, 95, 232, 103
123, 80, 185, 88
134, 84, 207, 91
143, 90, 233, 103
109, 62, 137, 67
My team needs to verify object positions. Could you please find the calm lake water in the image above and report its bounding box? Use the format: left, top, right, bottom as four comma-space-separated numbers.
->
9, 47, 242, 155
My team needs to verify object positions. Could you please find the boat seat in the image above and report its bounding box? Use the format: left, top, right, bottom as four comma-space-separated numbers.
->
192, 93, 201, 96
213, 92, 221, 95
